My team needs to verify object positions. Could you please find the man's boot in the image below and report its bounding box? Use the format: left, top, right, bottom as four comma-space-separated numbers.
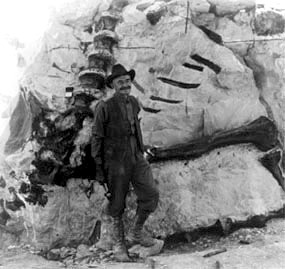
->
128, 211, 156, 247
112, 216, 132, 262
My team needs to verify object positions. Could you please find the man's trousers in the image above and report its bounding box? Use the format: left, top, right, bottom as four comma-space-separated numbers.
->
105, 151, 159, 217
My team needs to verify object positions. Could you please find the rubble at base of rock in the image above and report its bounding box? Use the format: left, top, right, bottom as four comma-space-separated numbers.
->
3, 218, 284, 267
43, 240, 164, 265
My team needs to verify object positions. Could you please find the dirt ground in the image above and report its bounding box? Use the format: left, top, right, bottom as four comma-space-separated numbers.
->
0, 218, 284, 269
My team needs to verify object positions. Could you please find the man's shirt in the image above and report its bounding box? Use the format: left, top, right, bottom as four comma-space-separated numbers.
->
91, 92, 141, 167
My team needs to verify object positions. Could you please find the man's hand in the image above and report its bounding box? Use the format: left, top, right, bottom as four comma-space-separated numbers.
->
143, 145, 156, 161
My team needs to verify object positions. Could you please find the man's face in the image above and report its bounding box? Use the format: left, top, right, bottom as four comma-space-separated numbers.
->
112, 74, 132, 97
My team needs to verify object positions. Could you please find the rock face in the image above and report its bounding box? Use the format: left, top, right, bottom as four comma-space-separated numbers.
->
0, 0, 285, 250
145, 145, 284, 238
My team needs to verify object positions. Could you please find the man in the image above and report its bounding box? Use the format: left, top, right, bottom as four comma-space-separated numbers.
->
91, 64, 159, 262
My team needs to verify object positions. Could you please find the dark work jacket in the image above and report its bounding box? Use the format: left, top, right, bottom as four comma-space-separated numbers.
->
91, 93, 144, 168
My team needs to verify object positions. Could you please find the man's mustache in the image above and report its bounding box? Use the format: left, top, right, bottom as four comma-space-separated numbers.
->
120, 86, 131, 91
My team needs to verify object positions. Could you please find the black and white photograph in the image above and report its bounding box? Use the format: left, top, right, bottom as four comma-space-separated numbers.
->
0, 0, 284, 268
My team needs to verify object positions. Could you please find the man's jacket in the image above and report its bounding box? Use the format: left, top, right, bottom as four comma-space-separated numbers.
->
91, 93, 144, 169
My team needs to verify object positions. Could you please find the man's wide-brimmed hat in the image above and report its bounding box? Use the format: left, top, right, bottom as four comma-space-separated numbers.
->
106, 64, 135, 88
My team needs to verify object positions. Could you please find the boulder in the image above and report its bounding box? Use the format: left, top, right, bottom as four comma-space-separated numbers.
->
254, 10, 285, 36
142, 145, 285, 238
14, 179, 105, 251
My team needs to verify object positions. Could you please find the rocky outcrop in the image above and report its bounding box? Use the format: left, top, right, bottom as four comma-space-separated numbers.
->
144, 145, 284, 238
255, 9, 285, 36
0, 0, 285, 251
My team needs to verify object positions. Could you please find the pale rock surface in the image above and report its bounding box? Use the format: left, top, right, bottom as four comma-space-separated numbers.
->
203, 97, 267, 135
138, 145, 285, 238
215, 12, 255, 56
17, 179, 105, 250
0, 0, 284, 250
115, 6, 263, 146
245, 35, 285, 148
0, 178, 105, 250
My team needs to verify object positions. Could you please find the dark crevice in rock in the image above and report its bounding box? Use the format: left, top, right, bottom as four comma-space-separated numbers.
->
208, 2, 217, 16
146, 7, 167, 25
182, 62, 204, 72
164, 206, 285, 248
150, 95, 183, 104
148, 67, 156, 73
52, 62, 71, 74
47, 46, 80, 53
0, 176, 6, 188
5, 200, 25, 212
212, 76, 230, 91
132, 79, 146, 94
88, 220, 101, 245
260, 149, 285, 190
243, 56, 265, 89
79, 42, 93, 54
282, 150, 285, 171
197, 25, 223, 45
149, 116, 278, 163
190, 54, 221, 74
5, 187, 26, 212
84, 25, 93, 34
48, 75, 62, 78
142, 106, 161, 113
157, 77, 200, 89
258, 95, 275, 121
19, 182, 48, 207
0, 199, 11, 226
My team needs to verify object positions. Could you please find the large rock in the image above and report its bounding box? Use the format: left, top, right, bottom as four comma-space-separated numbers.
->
143, 145, 285, 237
1, 145, 284, 250
1, 0, 285, 251
115, 3, 263, 147
0, 178, 105, 250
